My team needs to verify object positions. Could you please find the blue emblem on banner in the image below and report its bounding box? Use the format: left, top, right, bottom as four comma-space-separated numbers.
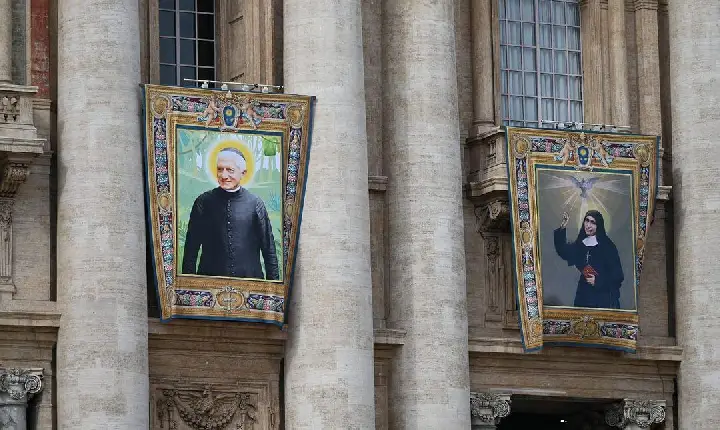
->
577, 145, 590, 167
223, 106, 236, 127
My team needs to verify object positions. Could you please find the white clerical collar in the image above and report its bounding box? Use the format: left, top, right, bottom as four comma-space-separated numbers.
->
582, 235, 598, 246
223, 185, 243, 193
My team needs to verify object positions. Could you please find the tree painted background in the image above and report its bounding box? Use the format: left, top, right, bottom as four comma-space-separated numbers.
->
175, 127, 284, 281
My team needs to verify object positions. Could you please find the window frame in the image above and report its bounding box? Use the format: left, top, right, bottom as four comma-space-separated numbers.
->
498, 0, 585, 128
148, 0, 222, 86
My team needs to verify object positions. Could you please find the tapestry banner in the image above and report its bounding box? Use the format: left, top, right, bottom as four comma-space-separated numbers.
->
142, 84, 314, 325
505, 127, 659, 352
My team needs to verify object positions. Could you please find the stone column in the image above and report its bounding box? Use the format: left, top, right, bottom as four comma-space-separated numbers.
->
669, 0, 720, 428
470, 0, 495, 134
383, 0, 470, 428
0, 368, 43, 430
580, 0, 605, 123
470, 392, 511, 429
0, 0, 11, 83
608, 0, 630, 124
605, 399, 666, 430
283, 1, 376, 429
56, 1, 148, 428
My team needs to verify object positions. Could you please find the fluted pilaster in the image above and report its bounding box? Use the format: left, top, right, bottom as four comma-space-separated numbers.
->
56, 0, 148, 427
471, 0, 495, 134
580, 0, 605, 122
0, 0, 11, 83
608, 0, 630, 124
283, 0, 376, 428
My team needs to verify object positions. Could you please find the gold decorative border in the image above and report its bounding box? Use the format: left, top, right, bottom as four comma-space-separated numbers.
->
143, 84, 314, 324
506, 127, 658, 352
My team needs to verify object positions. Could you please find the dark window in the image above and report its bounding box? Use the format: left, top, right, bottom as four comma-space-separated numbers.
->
158, 0, 216, 87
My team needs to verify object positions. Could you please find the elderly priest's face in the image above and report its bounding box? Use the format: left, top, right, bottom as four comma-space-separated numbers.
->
216, 152, 246, 190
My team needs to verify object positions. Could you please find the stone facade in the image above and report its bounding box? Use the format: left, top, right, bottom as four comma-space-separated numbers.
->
0, 0, 717, 429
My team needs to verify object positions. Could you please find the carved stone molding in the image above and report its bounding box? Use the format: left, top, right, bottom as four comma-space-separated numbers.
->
470, 392, 511, 428
633, 0, 659, 11
0, 159, 33, 293
154, 385, 258, 430
0, 83, 45, 154
605, 399, 666, 429
0, 161, 30, 198
0, 368, 43, 402
0, 96, 19, 123
0, 368, 44, 430
474, 199, 510, 234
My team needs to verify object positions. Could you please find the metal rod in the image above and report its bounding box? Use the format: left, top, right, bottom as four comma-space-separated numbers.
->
182, 78, 284, 92
539, 119, 633, 132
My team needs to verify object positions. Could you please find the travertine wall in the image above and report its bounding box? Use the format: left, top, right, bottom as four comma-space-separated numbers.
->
148, 320, 284, 430
0, 0, 688, 428
0, 0, 54, 426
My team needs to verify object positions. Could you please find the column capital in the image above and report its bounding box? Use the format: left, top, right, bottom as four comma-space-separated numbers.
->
0, 368, 43, 404
470, 392, 512, 426
605, 399, 666, 428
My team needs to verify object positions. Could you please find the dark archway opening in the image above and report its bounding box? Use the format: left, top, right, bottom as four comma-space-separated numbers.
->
497, 396, 614, 430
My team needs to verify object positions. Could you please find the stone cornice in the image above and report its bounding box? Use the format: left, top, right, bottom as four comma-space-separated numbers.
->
148, 318, 406, 348
468, 336, 682, 361
368, 175, 388, 191
633, 0, 659, 11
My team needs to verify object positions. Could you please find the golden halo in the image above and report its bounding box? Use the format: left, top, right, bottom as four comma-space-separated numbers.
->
206, 139, 255, 187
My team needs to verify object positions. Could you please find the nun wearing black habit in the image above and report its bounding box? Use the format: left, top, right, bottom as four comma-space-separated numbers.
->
553, 210, 624, 309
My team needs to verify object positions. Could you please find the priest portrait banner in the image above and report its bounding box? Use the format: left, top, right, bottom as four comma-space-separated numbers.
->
142, 84, 314, 325
505, 127, 659, 352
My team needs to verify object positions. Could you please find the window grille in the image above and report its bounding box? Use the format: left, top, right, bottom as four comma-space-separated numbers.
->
158, 0, 216, 87
499, 0, 584, 127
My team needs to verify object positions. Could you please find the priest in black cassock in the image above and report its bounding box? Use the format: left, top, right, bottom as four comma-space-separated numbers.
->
182, 148, 279, 280
553, 209, 624, 309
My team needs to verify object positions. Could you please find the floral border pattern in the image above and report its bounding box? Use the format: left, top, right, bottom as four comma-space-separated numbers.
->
506, 127, 658, 353
143, 85, 314, 325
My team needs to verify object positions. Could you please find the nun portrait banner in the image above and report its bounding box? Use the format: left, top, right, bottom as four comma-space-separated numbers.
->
143, 84, 314, 325
505, 127, 659, 352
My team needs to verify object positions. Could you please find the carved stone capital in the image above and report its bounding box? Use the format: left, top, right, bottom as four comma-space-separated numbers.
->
605, 399, 666, 429
0, 368, 43, 404
470, 392, 511, 427
475, 199, 510, 234
0, 161, 31, 198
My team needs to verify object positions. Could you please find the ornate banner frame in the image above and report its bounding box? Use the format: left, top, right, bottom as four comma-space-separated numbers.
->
143, 84, 314, 325
505, 127, 659, 352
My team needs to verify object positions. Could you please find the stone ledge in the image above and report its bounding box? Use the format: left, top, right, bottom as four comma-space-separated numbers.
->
368, 175, 388, 191
149, 318, 406, 346
657, 185, 672, 201
467, 180, 673, 202
468, 336, 682, 361
0, 83, 38, 95
0, 136, 45, 154
374, 328, 406, 346
0, 301, 60, 327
